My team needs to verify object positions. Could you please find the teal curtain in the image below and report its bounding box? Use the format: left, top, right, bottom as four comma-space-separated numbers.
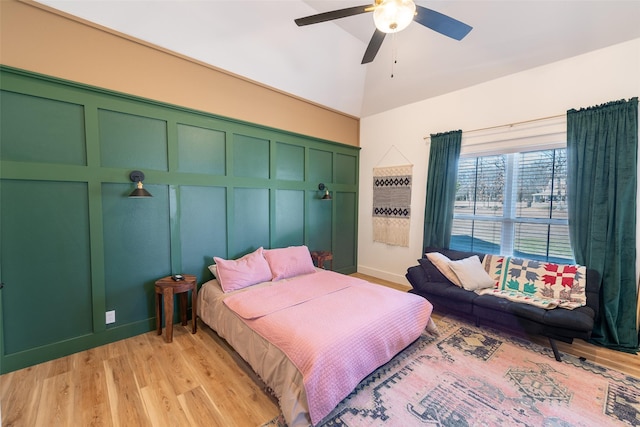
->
423, 130, 462, 250
567, 98, 639, 353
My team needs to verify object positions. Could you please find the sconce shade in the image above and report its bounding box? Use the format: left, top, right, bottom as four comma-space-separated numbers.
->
318, 183, 332, 200
129, 170, 153, 198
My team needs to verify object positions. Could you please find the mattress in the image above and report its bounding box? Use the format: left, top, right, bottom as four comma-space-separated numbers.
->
197, 269, 433, 426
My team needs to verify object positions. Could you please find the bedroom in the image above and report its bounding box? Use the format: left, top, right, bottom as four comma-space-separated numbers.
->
1, 0, 639, 425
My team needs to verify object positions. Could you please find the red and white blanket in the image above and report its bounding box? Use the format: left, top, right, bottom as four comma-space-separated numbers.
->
223, 270, 433, 425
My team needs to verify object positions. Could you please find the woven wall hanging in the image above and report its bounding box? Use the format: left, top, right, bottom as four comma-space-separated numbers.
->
372, 164, 412, 247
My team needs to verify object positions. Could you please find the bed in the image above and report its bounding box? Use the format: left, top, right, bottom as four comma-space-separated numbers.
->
197, 246, 434, 426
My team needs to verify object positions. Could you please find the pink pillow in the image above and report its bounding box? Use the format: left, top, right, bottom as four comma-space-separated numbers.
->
264, 245, 316, 281
213, 247, 273, 292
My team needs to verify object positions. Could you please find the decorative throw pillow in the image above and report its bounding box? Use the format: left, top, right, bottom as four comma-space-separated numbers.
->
264, 245, 316, 281
448, 255, 496, 291
208, 264, 217, 278
426, 252, 462, 287
213, 247, 273, 293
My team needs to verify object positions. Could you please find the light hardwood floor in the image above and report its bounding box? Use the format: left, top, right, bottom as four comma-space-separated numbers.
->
1, 273, 638, 427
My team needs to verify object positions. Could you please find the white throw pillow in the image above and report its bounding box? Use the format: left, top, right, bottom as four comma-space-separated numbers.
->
207, 264, 217, 278
448, 255, 496, 291
426, 252, 463, 287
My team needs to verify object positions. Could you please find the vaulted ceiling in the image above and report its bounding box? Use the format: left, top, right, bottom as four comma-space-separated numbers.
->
35, 1, 640, 118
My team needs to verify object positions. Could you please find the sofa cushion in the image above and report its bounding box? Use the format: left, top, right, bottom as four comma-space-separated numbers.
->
540, 306, 596, 332
505, 299, 547, 323
417, 258, 450, 283
474, 293, 595, 333
420, 281, 479, 305
424, 247, 485, 262
473, 294, 513, 312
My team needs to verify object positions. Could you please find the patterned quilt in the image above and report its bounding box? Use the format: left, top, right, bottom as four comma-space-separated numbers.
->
478, 255, 587, 310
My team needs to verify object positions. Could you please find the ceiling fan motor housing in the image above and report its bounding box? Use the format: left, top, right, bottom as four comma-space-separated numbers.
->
374, 0, 417, 33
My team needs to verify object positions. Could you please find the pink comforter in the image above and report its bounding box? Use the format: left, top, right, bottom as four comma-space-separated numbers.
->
223, 270, 433, 425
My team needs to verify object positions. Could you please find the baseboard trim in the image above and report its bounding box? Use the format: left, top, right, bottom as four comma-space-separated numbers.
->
356, 265, 410, 289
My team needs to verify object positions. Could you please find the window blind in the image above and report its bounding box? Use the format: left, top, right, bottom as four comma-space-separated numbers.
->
451, 148, 573, 263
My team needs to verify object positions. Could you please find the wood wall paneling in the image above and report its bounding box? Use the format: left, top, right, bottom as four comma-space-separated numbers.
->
98, 109, 169, 171
179, 186, 227, 280
101, 183, 172, 325
275, 142, 305, 182
0, 66, 360, 373
309, 148, 333, 185
233, 134, 270, 179
334, 192, 358, 270
308, 194, 333, 254
1, 180, 93, 353
177, 124, 226, 176
232, 188, 271, 258
274, 189, 305, 248
1, 91, 86, 165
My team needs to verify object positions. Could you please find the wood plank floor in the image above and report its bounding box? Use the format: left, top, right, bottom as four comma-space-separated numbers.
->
1, 321, 280, 427
2, 273, 638, 426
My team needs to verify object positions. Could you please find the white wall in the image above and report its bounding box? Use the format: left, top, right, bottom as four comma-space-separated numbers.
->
358, 38, 640, 285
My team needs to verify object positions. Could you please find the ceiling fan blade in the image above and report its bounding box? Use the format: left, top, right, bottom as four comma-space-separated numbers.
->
414, 5, 472, 41
361, 29, 386, 64
295, 4, 373, 26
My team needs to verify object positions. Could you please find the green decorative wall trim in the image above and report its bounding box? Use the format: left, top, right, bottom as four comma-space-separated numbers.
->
0, 65, 360, 373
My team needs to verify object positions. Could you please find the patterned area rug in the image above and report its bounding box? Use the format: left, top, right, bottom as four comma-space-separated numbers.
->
262, 315, 639, 426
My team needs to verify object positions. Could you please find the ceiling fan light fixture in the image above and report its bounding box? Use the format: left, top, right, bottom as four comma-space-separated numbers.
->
373, 0, 416, 34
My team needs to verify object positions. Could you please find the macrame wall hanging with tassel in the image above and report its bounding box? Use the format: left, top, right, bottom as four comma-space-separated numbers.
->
372, 146, 413, 247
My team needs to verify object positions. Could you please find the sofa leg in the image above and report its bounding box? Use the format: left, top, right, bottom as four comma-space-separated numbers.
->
549, 338, 562, 362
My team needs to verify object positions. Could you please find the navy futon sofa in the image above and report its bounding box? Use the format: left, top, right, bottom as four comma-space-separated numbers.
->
406, 247, 601, 361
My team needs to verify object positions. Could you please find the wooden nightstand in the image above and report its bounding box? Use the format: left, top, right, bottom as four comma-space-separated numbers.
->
155, 274, 197, 343
311, 251, 333, 270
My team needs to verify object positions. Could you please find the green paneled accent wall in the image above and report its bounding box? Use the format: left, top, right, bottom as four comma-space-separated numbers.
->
0, 66, 360, 374
232, 188, 271, 257
99, 109, 169, 171
334, 192, 358, 270
177, 124, 226, 175
274, 189, 305, 248
309, 148, 333, 184
102, 183, 172, 325
0, 91, 87, 165
308, 194, 333, 253
233, 134, 270, 179
336, 153, 358, 185
1, 180, 92, 353
275, 142, 305, 181
180, 186, 227, 279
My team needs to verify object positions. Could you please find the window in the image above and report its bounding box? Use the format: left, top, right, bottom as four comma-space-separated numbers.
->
451, 148, 573, 263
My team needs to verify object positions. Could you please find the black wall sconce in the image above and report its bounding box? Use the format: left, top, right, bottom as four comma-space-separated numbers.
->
128, 170, 153, 198
318, 183, 332, 200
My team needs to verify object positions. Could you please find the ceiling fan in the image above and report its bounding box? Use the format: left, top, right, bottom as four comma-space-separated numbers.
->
295, 0, 472, 64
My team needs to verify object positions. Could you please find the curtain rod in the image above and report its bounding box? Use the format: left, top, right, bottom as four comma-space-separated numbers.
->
423, 113, 566, 140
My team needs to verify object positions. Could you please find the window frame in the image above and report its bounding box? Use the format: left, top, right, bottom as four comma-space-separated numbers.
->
453, 149, 571, 261
449, 115, 572, 261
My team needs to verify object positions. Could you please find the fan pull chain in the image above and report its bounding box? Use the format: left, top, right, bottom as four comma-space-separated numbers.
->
390, 32, 398, 78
